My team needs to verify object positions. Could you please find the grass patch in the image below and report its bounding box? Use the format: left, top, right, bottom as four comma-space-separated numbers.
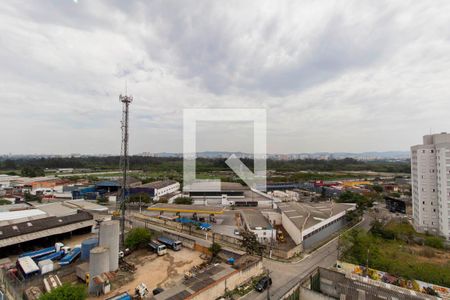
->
341, 224, 450, 287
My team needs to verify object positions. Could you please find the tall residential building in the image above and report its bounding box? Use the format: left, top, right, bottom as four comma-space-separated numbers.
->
411, 133, 450, 241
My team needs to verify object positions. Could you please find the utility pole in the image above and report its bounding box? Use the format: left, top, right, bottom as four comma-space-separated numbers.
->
365, 248, 370, 277
266, 269, 271, 300
119, 93, 133, 249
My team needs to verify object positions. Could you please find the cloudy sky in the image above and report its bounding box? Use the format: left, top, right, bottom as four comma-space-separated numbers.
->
1, 0, 450, 155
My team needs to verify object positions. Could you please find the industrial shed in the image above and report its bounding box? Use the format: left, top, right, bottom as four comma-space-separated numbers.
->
0, 211, 94, 250
278, 202, 356, 249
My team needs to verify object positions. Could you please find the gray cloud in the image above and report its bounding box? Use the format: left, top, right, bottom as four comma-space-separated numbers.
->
1, 0, 450, 154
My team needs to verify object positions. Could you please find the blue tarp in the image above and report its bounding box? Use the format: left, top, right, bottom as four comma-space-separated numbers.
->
95, 181, 120, 187
175, 217, 211, 230
59, 247, 81, 265
19, 246, 56, 259
35, 250, 65, 262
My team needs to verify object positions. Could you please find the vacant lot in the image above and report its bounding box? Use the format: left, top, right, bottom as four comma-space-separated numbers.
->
341, 226, 450, 287
95, 248, 204, 299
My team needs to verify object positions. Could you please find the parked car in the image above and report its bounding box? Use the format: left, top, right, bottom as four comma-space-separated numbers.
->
234, 229, 240, 235
255, 276, 272, 292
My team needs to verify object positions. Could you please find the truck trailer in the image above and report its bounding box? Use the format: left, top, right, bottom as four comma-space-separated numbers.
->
59, 247, 81, 266
35, 250, 65, 262
17, 257, 39, 278
148, 240, 167, 256
157, 236, 182, 251
106, 292, 132, 300
19, 243, 64, 260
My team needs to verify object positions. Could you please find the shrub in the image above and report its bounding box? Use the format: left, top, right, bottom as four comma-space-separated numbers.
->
128, 192, 152, 204
125, 228, 152, 250
174, 197, 193, 205
0, 199, 12, 206
419, 248, 436, 258
208, 242, 222, 259
424, 236, 445, 249
40, 284, 87, 300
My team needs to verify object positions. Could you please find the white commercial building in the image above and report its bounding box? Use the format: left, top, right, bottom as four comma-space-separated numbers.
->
140, 180, 180, 200
411, 133, 450, 240
0, 174, 20, 189
278, 201, 356, 249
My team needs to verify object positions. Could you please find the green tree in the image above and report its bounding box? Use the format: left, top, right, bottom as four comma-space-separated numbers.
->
240, 231, 265, 256
390, 192, 401, 198
338, 191, 373, 211
39, 284, 87, 300
174, 197, 193, 205
128, 192, 151, 204
208, 242, 222, 259
24, 191, 42, 203
0, 199, 12, 205
97, 195, 108, 204
125, 228, 152, 250
372, 185, 384, 193
345, 209, 361, 223
21, 166, 45, 177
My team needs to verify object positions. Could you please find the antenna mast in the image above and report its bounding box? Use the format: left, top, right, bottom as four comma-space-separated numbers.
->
119, 93, 133, 249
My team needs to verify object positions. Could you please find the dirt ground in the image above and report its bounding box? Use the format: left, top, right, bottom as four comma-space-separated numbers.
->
407, 245, 450, 264
93, 248, 205, 299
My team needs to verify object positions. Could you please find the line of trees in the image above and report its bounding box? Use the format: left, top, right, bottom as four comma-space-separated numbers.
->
0, 156, 411, 174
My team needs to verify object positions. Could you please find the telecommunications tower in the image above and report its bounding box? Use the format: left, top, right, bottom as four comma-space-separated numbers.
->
119, 93, 132, 248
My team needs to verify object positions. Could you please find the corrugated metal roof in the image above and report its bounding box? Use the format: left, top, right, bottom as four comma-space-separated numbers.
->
183, 181, 248, 192
0, 209, 47, 221
0, 203, 32, 212
63, 200, 108, 212
0, 211, 93, 242
140, 180, 178, 189
35, 203, 76, 217
148, 204, 224, 214
0, 219, 95, 248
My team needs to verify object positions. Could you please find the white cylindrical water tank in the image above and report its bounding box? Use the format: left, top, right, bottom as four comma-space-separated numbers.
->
99, 220, 120, 271
88, 246, 110, 294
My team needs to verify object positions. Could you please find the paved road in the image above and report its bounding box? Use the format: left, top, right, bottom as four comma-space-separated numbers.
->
130, 210, 374, 300
244, 213, 373, 300
245, 238, 339, 300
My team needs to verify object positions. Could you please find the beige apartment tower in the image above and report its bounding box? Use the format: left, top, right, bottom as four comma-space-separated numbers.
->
411, 133, 450, 241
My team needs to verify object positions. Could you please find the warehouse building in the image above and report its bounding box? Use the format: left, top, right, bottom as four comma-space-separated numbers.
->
184, 181, 248, 200
0, 201, 107, 256
95, 176, 142, 194
183, 181, 274, 207
0, 210, 94, 255
131, 180, 180, 200
240, 209, 276, 243
278, 201, 356, 249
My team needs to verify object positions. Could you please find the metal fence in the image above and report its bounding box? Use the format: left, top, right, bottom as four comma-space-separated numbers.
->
0, 263, 78, 300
